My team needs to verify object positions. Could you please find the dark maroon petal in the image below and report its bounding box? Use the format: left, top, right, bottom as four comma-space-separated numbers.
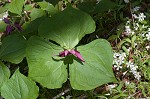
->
5, 25, 13, 35
69, 50, 76, 55
74, 50, 85, 62
59, 51, 65, 57
64, 50, 69, 56
14, 22, 23, 31
59, 49, 85, 62
3, 18, 10, 24
59, 50, 69, 57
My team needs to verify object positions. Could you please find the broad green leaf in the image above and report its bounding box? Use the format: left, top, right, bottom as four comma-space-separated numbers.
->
0, 61, 10, 91
0, 4, 9, 13
69, 39, 117, 90
77, 0, 96, 14
0, 21, 7, 32
32, 0, 61, 5
45, 0, 61, 5
26, 36, 68, 89
30, 8, 46, 21
0, 34, 26, 64
38, 2, 58, 15
39, 7, 95, 49
7, 0, 24, 15
23, 17, 47, 37
1, 69, 39, 99
94, 0, 119, 13
38, 1, 52, 10
24, 4, 33, 11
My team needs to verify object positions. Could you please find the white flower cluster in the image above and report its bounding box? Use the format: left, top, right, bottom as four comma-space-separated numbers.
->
124, 25, 135, 35
126, 61, 141, 80
125, 26, 132, 35
146, 28, 150, 41
124, 13, 147, 36
113, 52, 126, 70
0, 11, 8, 21
132, 13, 146, 22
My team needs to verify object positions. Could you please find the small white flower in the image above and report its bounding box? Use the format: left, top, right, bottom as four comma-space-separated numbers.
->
122, 53, 126, 57
105, 93, 111, 96
124, 0, 129, 3
133, 6, 140, 12
3, 12, 8, 18
130, 65, 138, 71
126, 61, 141, 80
126, 61, 133, 68
146, 32, 150, 41
126, 21, 130, 24
131, 31, 135, 35
114, 64, 122, 70
0, 11, 8, 21
61, 92, 65, 95
123, 71, 127, 76
96, 0, 101, 4
146, 46, 150, 50
127, 47, 132, 53
138, 13, 146, 22
148, 28, 150, 31
113, 52, 126, 70
132, 14, 138, 18
66, 95, 72, 99
134, 23, 139, 30
125, 80, 130, 85
141, 33, 145, 37
134, 72, 141, 80
107, 84, 117, 89
125, 26, 132, 35
134, 43, 137, 47
113, 53, 120, 58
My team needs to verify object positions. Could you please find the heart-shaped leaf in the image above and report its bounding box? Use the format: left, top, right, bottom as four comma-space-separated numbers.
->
0, 34, 27, 64
26, 36, 68, 88
30, 8, 46, 21
69, 39, 117, 90
37, 1, 58, 15
23, 17, 47, 37
0, 21, 7, 32
45, 0, 61, 5
95, 0, 119, 13
0, 61, 10, 92
7, 0, 24, 15
77, 0, 96, 14
39, 7, 95, 49
1, 69, 39, 99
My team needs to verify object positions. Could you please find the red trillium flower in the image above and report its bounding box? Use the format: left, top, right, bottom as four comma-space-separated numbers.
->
59, 49, 85, 62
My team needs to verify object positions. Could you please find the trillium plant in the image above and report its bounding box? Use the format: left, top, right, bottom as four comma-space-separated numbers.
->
27, 7, 116, 90
0, 0, 117, 98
